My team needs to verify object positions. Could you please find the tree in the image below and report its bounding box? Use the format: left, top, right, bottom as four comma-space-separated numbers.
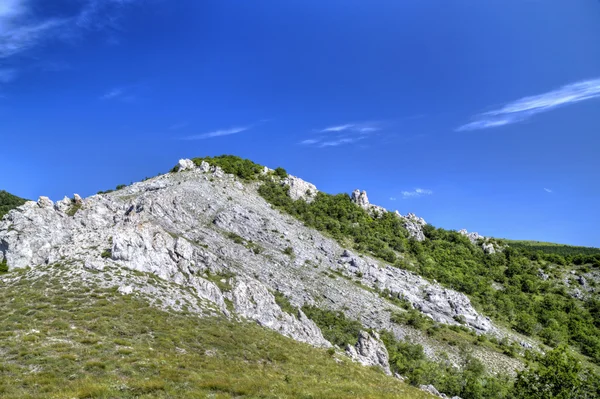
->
512, 346, 588, 399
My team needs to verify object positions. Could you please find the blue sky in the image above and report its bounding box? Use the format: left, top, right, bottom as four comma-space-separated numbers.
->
1, 0, 599, 247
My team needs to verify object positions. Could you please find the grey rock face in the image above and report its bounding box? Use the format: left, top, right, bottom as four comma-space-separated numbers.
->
37, 196, 54, 208
459, 229, 482, 244
231, 279, 331, 347
178, 159, 196, 171
346, 330, 391, 375
351, 189, 387, 217
283, 175, 318, 203
397, 212, 427, 241
482, 243, 496, 254
339, 250, 494, 332
352, 189, 370, 208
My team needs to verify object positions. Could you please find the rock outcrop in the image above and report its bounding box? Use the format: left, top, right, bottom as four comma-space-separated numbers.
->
339, 249, 494, 332
459, 229, 483, 244
397, 212, 427, 241
177, 158, 196, 171
346, 331, 391, 375
459, 229, 499, 254
350, 189, 388, 217
283, 176, 318, 202
230, 279, 330, 347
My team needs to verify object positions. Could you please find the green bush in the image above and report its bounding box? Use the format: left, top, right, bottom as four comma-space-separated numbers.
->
0, 258, 8, 273
512, 345, 600, 399
301, 305, 362, 347
192, 155, 263, 181
274, 167, 288, 178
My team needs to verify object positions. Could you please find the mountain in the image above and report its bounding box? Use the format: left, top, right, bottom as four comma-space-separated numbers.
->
1, 155, 599, 399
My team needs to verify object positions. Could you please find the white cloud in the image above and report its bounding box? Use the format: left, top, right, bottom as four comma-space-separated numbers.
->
302, 121, 381, 148
457, 77, 600, 131
183, 126, 250, 140
389, 197, 397, 201
300, 139, 320, 145
321, 124, 355, 133
319, 136, 365, 147
544, 188, 553, 193
0, 0, 142, 77
401, 188, 433, 199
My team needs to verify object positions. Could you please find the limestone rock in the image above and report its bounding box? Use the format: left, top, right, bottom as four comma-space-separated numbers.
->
231, 279, 331, 347
199, 161, 210, 173
283, 176, 318, 202
73, 194, 83, 205
177, 159, 196, 172
351, 189, 387, 217
482, 243, 496, 254
37, 196, 54, 208
351, 189, 370, 208
396, 212, 427, 241
55, 196, 72, 213
459, 229, 483, 244
346, 331, 391, 375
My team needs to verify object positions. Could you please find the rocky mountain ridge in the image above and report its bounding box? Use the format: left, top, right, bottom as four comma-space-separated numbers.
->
0, 158, 535, 393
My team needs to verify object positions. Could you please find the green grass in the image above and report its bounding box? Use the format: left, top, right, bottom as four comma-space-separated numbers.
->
0, 271, 433, 399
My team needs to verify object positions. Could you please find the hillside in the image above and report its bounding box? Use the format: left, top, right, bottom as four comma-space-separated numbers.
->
0, 265, 431, 399
1, 155, 599, 399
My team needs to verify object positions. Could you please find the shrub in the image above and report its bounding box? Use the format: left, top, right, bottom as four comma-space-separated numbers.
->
274, 167, 288, 178
0, 258, 8, 273
192, 155, 263, 181
301, 305, 362, 347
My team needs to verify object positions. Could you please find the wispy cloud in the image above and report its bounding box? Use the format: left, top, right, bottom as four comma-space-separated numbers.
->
300, 139, 320, 145
183, 126, 251, 140
321, 124, 355, 133
401, 188, 433, 199
544, 188, 553, 193
0, 0, 141, 89
457, 77, 600, 131
302, 121, 381, 148
389, 197, 397, 201
319, 136, 366, 147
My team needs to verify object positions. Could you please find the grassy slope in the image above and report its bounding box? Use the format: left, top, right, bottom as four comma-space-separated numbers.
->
0, 270, 433, 399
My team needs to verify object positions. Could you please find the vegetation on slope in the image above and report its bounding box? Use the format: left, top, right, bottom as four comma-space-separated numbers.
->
189, 155, 600, 367
256, 178, 600, 367
0, 270, 433, 399
502, 239, 600, 264
0, 190, 27, 219
303, 306, 600, 399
